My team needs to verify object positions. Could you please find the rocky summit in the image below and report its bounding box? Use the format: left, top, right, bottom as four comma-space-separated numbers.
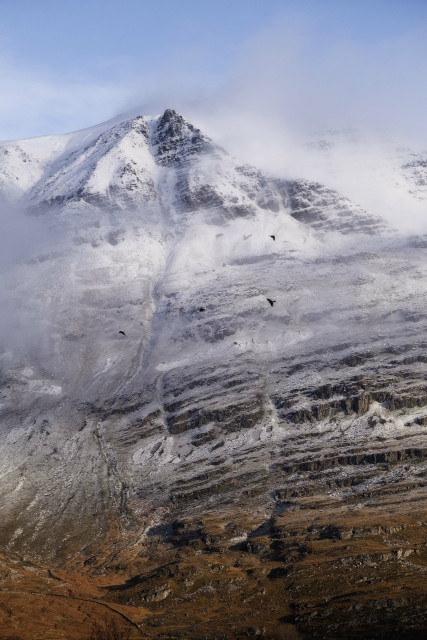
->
0, 109, 426, 639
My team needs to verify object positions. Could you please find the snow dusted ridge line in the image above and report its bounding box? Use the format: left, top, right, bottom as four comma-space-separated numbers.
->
0, 109, 389, 233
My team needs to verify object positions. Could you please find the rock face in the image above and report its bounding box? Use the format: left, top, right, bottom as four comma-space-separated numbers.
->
0, 110, 426, 639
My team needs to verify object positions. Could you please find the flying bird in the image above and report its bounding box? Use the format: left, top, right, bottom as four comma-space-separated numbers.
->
118, 330, 126, 336
198, 307, 206, 312
267, 298, 276, 307
270, 235, 276, 241
243, 234, 252, 240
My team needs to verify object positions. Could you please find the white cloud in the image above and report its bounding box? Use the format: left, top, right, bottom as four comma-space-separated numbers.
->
178, 18, 427, 233
188, 16, 427, 147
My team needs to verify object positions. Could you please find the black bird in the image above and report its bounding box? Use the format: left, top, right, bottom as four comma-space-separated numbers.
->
270, 235, 276, 241
198, 307, 206, 312
118, 330, 126, 336
267, 298, 276, 307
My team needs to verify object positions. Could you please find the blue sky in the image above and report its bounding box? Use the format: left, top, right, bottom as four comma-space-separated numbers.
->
0, 0, 426, 141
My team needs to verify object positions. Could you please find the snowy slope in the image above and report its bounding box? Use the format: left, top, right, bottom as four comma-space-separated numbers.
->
0, 109, 425, 572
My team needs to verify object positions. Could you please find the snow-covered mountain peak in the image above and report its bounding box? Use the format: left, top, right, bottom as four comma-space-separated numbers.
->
152, 108, 219, 166
0, 108, 392, 244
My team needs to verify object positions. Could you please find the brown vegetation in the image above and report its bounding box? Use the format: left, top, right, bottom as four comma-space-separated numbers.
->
0, 492, 426, 639
88, 616, 130, 640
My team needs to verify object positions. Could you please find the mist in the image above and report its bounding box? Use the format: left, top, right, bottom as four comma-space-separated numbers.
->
0, 202, 61, 361
122, 14, 427, 234
180, 18, 427, 234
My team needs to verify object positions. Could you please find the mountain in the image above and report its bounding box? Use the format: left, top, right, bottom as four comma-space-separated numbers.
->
0, 110, 426, 640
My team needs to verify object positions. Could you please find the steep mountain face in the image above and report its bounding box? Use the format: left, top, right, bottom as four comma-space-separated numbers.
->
0, 110, 426, 640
